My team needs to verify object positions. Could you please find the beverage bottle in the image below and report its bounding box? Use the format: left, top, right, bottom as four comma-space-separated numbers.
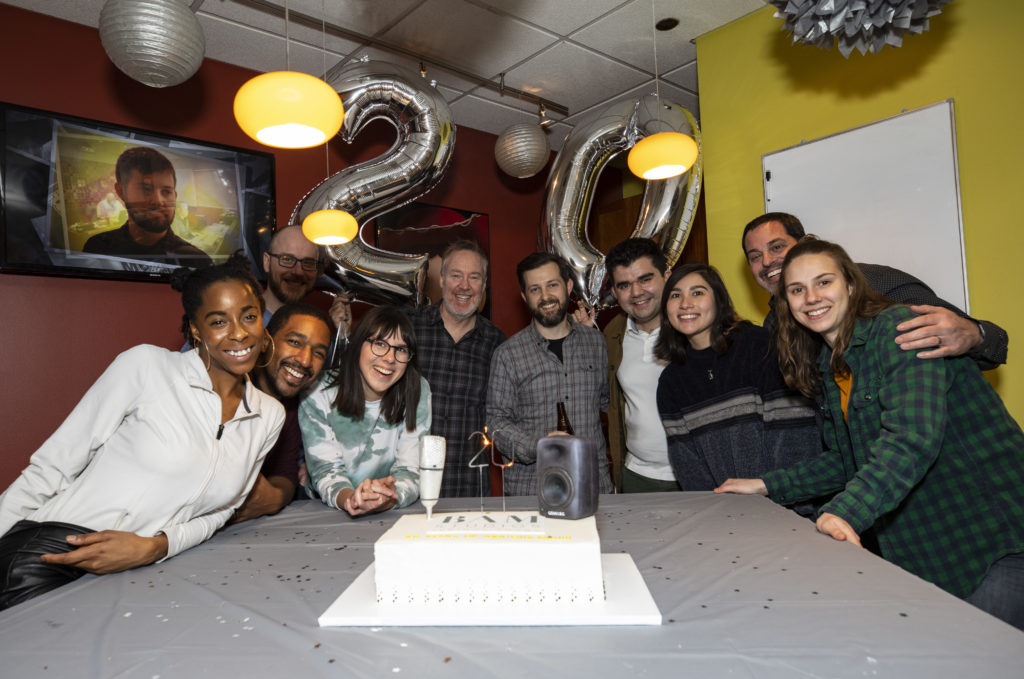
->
556, 401, 574, 435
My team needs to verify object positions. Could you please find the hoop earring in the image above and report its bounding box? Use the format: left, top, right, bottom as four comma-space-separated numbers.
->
195, 338, 212, 372
255, 334, 275, 369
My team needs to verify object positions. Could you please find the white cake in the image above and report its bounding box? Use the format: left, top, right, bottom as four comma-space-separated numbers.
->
374, 511, 604, 606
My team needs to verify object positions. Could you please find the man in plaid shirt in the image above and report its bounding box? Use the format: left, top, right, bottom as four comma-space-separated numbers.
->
487, 253, 612, 496
409, 241, 505, 498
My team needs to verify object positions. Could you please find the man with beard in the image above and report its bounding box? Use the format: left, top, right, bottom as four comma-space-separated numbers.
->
486, 252, 612, 496
229, 303, 331, 523
83, 147, 212, 267
406, 240, 505, 497
263, 224, 350, 340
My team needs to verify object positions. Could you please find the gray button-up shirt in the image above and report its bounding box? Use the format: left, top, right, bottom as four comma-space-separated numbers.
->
486, 320, 611, 496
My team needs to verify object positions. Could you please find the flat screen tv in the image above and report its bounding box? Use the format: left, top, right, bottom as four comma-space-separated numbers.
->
0, 101, 275, 282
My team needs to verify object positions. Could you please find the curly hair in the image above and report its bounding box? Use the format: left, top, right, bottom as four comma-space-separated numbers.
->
775, 238, 890, 397
170, 251, 264, 344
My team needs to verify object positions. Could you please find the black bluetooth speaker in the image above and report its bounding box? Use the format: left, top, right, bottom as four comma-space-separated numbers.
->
536, 436, 599, 520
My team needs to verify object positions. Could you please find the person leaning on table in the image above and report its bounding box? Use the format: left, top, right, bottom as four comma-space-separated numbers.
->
0, 254, 285, 611
716, 237, 1024, 630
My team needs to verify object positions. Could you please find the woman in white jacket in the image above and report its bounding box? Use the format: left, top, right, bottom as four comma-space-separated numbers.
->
0, 255, 284, 610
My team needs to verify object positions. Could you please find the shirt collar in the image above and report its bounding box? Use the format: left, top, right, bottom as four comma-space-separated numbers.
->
183, 348, 256, 416
626, 316, 660, 338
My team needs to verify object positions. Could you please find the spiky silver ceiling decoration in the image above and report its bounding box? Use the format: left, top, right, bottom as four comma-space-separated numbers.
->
767, 0, 953, 58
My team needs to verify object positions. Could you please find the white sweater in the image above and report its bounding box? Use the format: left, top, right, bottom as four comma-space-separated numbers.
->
0, 345, 284, 559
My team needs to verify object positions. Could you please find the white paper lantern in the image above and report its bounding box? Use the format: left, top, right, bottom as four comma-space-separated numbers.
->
495, 123, 550, 179
99, 0, 206, 88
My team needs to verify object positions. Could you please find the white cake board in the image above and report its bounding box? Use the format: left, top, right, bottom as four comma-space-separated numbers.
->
318, 553, 661, 627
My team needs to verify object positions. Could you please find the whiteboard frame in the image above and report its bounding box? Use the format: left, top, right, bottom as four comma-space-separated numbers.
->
761, 100, 969, 312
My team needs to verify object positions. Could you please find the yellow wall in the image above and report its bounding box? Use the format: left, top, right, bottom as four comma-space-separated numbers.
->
696, 0, 1024, 420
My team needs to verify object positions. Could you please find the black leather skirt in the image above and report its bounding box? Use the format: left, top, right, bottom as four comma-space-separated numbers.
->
0, 519, 94, 611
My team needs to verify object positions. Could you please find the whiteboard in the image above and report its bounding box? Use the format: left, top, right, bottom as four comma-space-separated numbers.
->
762, 100, 968, 312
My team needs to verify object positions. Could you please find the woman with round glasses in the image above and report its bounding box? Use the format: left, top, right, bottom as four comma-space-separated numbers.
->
299, 306, 431, 516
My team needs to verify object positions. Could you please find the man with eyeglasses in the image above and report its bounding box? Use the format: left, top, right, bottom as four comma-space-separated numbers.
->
262, 225, 350, 335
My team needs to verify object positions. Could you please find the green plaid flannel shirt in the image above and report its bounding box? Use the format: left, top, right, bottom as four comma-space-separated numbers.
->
764, 306, 1024, 597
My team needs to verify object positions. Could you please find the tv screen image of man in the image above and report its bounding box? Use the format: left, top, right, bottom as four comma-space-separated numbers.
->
83, 146, 212, 268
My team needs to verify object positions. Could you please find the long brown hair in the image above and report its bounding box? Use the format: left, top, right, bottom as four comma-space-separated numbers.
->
775, 239, 890, 397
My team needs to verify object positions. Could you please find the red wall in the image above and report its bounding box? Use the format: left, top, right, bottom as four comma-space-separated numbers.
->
0, 5, 546, 488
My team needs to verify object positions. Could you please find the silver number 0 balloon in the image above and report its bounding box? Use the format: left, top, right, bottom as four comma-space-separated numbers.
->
541, 95, 702, 310
290, 60, 456, 306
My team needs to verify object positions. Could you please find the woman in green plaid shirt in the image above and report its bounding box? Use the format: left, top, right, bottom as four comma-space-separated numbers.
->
717, 238, 1024, 630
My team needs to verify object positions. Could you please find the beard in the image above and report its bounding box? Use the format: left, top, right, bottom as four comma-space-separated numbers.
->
127, 205, 174, 234
530, 297, 568, 328
268, 272, 314, 305
442, 292, 480, 321
258, 357, 314, 400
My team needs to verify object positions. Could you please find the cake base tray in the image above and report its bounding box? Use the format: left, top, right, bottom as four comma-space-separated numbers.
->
318, 553, 661, 627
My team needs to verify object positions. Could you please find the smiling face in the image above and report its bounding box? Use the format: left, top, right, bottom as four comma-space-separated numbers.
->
359, 328, 410, 401
259, 314, 331, 399
263, 227, 320, 307
743, 221, 799, 295
665, 272, 717, 350
610, 256, 668, 332
521, 261, 572, 328
440, 248, 485, 321
116, 167, 177, 236
784, 252, 852, 347
191, 280, 264, 381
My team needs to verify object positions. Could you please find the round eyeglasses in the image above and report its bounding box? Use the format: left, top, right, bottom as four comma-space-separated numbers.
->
366, 337, 413, 363
267, 252, 320, 272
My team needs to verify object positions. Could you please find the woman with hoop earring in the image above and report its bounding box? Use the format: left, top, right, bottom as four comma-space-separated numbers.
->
0, 253, 284, 611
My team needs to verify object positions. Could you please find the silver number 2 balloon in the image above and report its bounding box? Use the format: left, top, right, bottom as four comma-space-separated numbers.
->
541, 95, 703, 310
290, 60, 456, 306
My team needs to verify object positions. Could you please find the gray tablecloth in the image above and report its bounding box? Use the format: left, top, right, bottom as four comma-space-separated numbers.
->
1, 492, 1021, 678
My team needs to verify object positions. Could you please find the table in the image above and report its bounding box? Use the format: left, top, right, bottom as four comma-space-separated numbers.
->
1, 493, 1021, 678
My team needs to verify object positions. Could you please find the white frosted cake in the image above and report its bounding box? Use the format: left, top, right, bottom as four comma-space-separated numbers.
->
374, 511, 604, 606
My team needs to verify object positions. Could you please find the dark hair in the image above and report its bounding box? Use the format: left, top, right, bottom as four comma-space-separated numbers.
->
441, 239, 489, 278
604, 238, 668, 280
775, 238, 891, 397
116, 146, 176, 187
741, 212, 805, 252
516, 252, 570, 292
266, 302, 331, 338
171, 251, 264, 344
329, 306, 422, 431
655, 263, 745, 363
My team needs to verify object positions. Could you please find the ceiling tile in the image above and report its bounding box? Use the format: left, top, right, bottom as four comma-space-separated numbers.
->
380, 0, 558, 79
662, 61, 698, 93
497, 41, 648, 117
471, 0, 629, 35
